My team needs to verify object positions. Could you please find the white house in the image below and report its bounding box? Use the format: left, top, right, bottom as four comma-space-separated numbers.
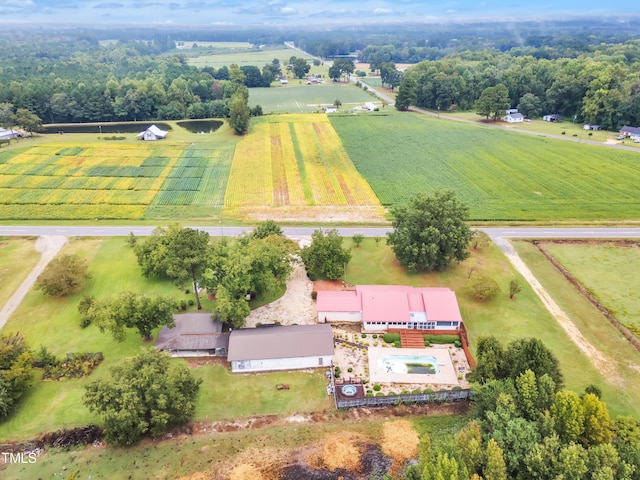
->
583, 124, 601, 131
136, 124, 168, 141
364, 102, 377, 111
227, 324, 334, 373
503, 109, 524, 123
155, 313, 228, 357
325, 106, 338, 113
0, 128, 19, 141
317, 285, 463, 332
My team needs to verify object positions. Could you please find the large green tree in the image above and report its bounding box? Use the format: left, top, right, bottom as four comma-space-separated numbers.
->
135, 225, 211, 309
83, 349, 201, 445
475, 84, 510, 120
301, 229, 351, 280
386, 190, 473, 273
88, 291, 176, 341
228, 87, 250, 135
328, 58, 355, 82
395, 73, 417, 111
35, 254, 91, 297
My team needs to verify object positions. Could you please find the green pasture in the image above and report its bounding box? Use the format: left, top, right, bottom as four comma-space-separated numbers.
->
0, 237, 39, 309
539, 241, 640, 335
344, 237, 640, 418
330, 112, 640, 221
512, 240, 640, 417
249, 83, 376, 113
187, 47, 315, 69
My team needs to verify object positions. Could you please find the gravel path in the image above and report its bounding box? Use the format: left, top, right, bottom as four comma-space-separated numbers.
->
0, 235, 67, 331
493, 237, 623, 386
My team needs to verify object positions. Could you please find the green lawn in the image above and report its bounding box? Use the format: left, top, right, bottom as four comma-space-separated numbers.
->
330, 111, 640, 221
0, 236, 40, 309
0, 237, 299, 441
539, 242, 640, 334
249, 83, 375, 114
512, 240, 640, 418
345, 238, 640, 418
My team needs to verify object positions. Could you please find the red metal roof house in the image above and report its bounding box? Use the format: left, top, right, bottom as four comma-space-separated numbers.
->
317, 285, 463, 332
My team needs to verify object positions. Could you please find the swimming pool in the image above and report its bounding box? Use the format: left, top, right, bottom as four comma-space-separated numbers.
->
378, 354, 440, 375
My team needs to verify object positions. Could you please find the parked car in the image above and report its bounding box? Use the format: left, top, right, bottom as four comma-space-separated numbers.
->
617, 135, 626, 140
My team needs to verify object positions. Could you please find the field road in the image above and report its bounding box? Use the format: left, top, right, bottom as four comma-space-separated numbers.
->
1, 226, 640, 239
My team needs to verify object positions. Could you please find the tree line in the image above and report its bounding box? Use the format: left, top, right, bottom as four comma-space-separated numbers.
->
0, 38, 304, 126
394, 41, 640, 129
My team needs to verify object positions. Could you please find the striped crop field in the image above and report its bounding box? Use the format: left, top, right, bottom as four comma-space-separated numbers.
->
0, 142, 233, 220
330, 112, 640, 221
224, 114, 384, 222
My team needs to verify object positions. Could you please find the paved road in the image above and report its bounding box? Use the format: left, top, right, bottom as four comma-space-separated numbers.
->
1, 225, 640, 239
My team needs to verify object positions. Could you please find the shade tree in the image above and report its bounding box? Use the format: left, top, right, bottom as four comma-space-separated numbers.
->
36, 254, 91, 297
300, 229, 351, 280
83, 349, 201, 445
386, 190, 473, 273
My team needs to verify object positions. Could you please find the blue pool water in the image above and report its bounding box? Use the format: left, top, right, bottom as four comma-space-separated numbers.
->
378, 355, 440, 375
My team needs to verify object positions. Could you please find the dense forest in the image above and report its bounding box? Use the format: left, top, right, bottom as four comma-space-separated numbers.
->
0, 35, 278, 125
1, 22, 640, 128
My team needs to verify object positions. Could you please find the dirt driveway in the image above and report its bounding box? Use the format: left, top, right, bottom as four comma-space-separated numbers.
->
244, 236, 316, 327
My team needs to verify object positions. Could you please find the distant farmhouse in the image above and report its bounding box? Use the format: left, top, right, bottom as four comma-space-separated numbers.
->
503, 108, 524, 123
227, 324, 334, 373
543, 114, 561, 122
137, 124, 168, 141
620, 125, 640, 140
584, 123, 601, 131
316, 285, 463, 332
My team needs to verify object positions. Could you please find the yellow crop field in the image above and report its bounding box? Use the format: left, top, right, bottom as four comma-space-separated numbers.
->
224, 114, 383, 222
0, 142, 183, 220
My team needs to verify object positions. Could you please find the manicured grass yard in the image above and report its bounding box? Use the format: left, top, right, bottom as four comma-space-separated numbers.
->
0, 236, 39, 309
0, 237, 295, 441
345, 238, 640, 418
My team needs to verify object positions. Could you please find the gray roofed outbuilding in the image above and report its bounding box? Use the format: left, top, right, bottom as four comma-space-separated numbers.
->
227, 324, 334, 362
155, 312, 228, 355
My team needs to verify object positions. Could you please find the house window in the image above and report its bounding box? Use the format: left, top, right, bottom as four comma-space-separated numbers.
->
319, 357, 323, 366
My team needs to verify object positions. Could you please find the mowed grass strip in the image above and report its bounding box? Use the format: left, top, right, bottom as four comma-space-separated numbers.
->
0, 237, 40, 310
344, 238, 640, 418
330, 112, 640, 221
539, 241, 640, 334
512, 240, 640, 417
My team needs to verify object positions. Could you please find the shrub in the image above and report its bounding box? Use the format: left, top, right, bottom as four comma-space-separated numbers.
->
383, 333, 400, 344
424, 340, 431, 347
394, 340, 401, 348
361, 333, 367, 338
454, 340, 462, 348
401, 390, 410, 395
347, 367, 353, 373
372, 334, 377, 339
458, 374, 463, 380
452, 386, 463, 391
366, 392, 373, 397
179, 300, 187, 310
465, 275, 500, 301
561, 131, 566, 135
387, 391, 396, 396
185, 289, 190, 294
188, 299, 195, 306
424, 388, 434, 394
311, 291, 317, 300
424, 334, 461, 345
376, 392, 384, 396
80, 317, 92, 328
373, 384, 381, 391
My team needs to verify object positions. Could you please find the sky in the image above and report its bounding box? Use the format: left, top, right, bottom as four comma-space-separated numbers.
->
0, 0, 631, 26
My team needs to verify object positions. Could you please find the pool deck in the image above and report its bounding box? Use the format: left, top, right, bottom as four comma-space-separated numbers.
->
368, 346, 459, 386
